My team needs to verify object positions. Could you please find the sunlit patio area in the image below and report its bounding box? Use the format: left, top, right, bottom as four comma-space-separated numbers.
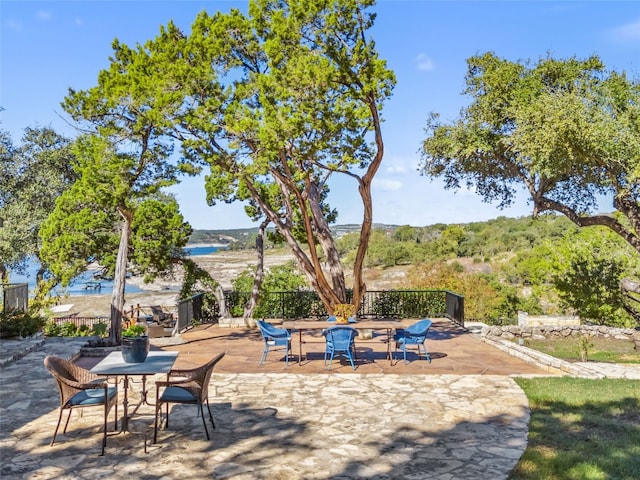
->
1, 319, 548, 479
143, 318, 549, 376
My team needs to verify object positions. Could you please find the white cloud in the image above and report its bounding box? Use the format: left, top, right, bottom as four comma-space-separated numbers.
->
7, 19, 22, 32
384, 164, 407, 174
36, 10, 52, 21
416, 53, 435, 72
383, 155, 420, 174
373, 178, 403, 191
611, 19, 640, 42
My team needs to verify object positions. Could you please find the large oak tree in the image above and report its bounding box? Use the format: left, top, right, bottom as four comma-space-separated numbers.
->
39, 135, 191, 342
0, 127, 76, 303
87, 0, 395, 313
422, 53, 640, 249
421, 53, 640, 319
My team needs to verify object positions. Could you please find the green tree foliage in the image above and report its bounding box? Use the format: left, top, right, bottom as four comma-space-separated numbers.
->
233, 262, 308, 293
0, 129, 22, 282
130, 196, 193, 282
39, 135, 190, 342
433, 225, 466, 258
339, 228, 428, 268
0, 127, 76, 298
550, 228, 638, 326
127, 0, 394, 313
502, 243, 559, 302
231, 261, 308, 317
393, 225, 418, 242
421, 53, 640, 254
54, 21, 197, 341
404, 261, 534, 323
361, 229, 402, 267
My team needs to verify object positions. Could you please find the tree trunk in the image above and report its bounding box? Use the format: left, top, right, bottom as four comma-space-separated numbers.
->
350, 93, 385, 311
621, 277, 640, 295
242, 178, 341, 310
110, 209, 132, 343
214, 285, 229, 319
307, 182, 346, 300
244, 219, 269, 320
621, 277, 640, 325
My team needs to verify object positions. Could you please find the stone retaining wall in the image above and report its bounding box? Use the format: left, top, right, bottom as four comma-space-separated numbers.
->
482, 324, 640, 347
218, 317, 257, 328
517, 311, 580, 327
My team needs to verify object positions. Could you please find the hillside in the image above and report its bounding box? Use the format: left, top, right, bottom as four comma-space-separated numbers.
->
64, 214, 632, 323
65, 248, 410, 317
189, 223, 401, 246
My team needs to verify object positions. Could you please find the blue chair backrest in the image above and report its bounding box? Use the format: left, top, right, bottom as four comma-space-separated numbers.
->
326, 326, 358, 350
405, 319, 432, 339
257, 320, 286, 338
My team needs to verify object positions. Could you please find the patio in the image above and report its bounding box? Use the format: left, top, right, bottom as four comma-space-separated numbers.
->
0, 319, 546, 479
134, 317, 549, 376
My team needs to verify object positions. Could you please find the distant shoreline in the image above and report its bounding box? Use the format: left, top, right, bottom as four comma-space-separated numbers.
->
185, 243, 228, 249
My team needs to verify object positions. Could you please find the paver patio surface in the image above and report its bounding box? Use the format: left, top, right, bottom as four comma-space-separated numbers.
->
143, 318, 550, 376
1, 319, 549, 479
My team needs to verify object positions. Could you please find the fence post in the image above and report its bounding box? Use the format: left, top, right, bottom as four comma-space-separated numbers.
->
1, 283, 28, 313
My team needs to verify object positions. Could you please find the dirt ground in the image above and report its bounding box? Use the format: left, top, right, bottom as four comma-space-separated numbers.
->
59, 249, 408, 317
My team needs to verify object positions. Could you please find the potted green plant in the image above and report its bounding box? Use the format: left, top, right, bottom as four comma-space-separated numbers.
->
333, 303, 356, 324
121, 324, 150, 363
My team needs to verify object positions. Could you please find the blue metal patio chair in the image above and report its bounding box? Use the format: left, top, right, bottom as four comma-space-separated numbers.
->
323, 326, 359, 370
257, 320, 292, 366
394, 319, 432, 364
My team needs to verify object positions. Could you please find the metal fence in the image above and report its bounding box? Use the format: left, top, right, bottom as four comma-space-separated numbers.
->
52, 316, 110, 329
1, 283, 28, 313
176, 292, 219, 334
177, 289, 465, 329
445, 291, 464, 327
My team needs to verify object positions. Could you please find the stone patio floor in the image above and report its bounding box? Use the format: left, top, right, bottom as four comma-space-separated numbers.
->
1, 318, 638, 479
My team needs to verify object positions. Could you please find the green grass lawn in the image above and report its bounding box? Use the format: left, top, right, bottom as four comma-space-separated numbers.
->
520, 337, 640, 364
510, 377, 640, 480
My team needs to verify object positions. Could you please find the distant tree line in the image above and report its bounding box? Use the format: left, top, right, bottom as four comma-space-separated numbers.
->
193, 214, 640, 327
335, 215, 640, 327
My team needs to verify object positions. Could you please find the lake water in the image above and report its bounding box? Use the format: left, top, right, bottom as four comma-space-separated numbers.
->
184, 246, 220, 256
11, 245, 222, 297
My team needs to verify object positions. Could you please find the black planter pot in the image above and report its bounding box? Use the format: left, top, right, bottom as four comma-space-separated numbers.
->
121, 336, 150, 363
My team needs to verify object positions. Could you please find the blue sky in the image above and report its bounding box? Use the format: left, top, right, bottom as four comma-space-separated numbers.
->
2, 1, 640, 230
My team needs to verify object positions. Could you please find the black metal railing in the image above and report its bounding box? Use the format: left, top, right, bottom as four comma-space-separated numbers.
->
445, 290, 464, 327
176, 294, 198, 333
177, 289, 464, 329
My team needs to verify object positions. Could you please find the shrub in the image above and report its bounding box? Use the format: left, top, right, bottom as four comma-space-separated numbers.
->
91, 322, 109, 337
59, 321, 78, 337
43, 320, 62, 337
0, 309, 44, 338
77, 324, 91, 336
